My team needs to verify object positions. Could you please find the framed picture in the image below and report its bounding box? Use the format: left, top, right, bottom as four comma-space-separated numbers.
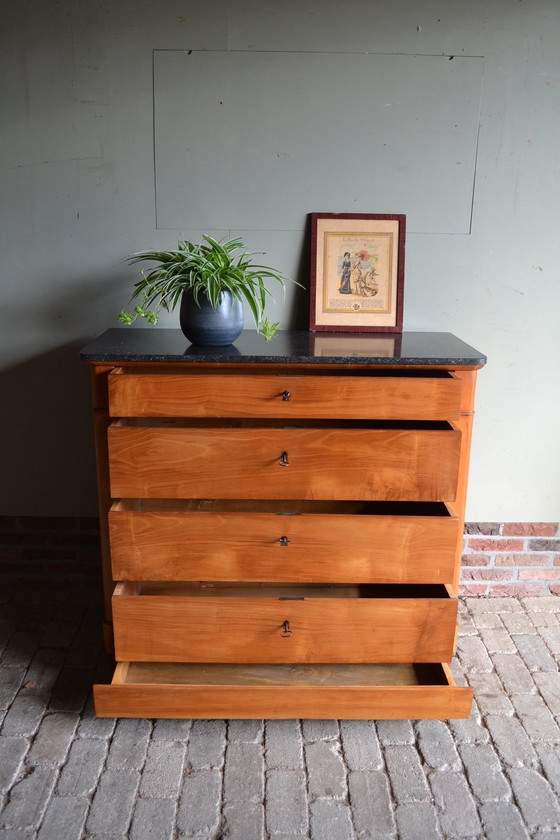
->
309, 213, 406, 333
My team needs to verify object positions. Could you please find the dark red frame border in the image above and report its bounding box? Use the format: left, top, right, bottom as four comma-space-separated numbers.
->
309, 212, 406, 333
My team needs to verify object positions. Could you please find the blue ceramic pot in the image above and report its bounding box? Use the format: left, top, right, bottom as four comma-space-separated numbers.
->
179, 289, 244, 346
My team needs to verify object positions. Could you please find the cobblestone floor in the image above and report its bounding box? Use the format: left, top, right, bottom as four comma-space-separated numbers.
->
0, 584, 559, 840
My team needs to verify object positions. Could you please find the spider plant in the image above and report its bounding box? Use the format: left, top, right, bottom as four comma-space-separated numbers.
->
118, 235, 298, 330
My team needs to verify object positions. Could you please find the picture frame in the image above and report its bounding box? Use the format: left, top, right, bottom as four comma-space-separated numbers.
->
309, 213, 406, 333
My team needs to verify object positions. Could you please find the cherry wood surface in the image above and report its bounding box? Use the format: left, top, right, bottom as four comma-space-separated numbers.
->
108, 502, 459, 583
108, 369, 463, 420
108, 425, 461, 502
112, 581, 457, 664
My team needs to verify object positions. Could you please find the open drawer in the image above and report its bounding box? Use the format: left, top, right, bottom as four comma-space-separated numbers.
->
109, 500, 459, 584
112, 582, 458, 664
107, 367, 463, 421
93, 662, 473, 719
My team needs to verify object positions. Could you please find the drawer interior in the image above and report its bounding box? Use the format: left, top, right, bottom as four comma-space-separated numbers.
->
115, 661, 452, 687
112, 418, 456, 431
119, 582, 452, 600
111, 499, 454, 516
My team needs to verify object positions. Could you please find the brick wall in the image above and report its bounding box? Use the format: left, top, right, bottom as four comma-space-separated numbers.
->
0, 516, 101, 587
461, 522, 560, 597
0, 516, 559, 596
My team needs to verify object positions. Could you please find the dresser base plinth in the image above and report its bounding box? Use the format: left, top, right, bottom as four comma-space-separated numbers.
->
94, 662, 472, 720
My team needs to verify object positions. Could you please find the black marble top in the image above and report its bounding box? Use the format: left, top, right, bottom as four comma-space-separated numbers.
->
80, 329, 486, 367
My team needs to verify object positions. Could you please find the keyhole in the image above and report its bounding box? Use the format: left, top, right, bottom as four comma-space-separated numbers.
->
280, 620, 292, 637
279, 451, 290, 466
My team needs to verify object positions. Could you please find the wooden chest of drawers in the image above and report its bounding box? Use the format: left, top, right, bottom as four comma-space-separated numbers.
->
82, 329, 485, 719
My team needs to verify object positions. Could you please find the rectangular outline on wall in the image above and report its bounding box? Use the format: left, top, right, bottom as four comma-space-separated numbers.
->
152, 49, 484, 236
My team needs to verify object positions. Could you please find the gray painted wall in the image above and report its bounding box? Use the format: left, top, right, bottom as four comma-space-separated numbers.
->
1, 0, 559, 520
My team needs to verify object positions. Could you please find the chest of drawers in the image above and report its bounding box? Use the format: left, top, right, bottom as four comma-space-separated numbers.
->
81, 329, 485, 719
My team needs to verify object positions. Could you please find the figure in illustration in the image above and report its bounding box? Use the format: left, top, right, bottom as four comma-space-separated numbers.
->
351, 250, 369, 295
338, 252, 352, 294
360, 266, 379, 296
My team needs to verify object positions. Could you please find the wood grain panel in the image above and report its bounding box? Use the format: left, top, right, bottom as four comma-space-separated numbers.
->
109, 504, 458, 583
112, 583, 457, 663
108, 370, 463, 420
107, 425, 461, 501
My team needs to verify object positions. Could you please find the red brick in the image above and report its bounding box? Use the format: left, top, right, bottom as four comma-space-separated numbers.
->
0, 547, 18, 562
467, 538, 524, 552
461, 553, 491, 567
502, 522, 558, 537
495, 553, 551, 567
519, 569, 560, 581
462, 568, 515, 581
528, 539, 560, 551
489, 583, 547, 596
554, 555, 560, 566
0, 516, 18, 530
550, 586, 560, 596
18, 516, 78, 531
458, 583, 488, 596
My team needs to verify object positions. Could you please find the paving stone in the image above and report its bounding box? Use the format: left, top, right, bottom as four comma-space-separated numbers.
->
459, 743, 511, 801
310, 800, 354, 840
339, 720, 383, 770
305, 740, 346, 801
176, 769, 222, 838
513, 634, 558, 672
467, 672, 514, 716
538, 626, 560, 655
456, 635, 494, 673
485, 714, 539, 767
479, 628, 518, 653
265, 769, 308, 835
479, 801, 530, 840
394, 802, 442, 840
24, 649, 65, 692
466, 597, 523, 614
224, 742, 264, 804
40, 620, 79, 649
375, 719, 415, 745
86, 769, 140, 835
0, 689, 48, 737
512, 694, 560, 742
76, 696, 116, 739
36, 795, 88, 840
457, 613, 477, 634
227, 719, 263, 743
0, 829, 35, 839
507, 766, 560, 830
534, 671, 560, 715
416, 720, 460, 770
151, 718, 192, 740
536, 744, 560, 797
523, 596, 560, 613
1, 632, 42, 667
186, 720, 226, 769
448, 702, 490, 744
129, 797, 176, 840
0, 766, 56, 830
48, 665, 95, 713
501, 612, 537, 635
0, 736, 29, 791
265, 719, 303, 769
223, 802, 264, 840
0, 668, 26, 710
384, 745, 431, 804
492, 653, 536, 695
26, 711, 78, 766
348, 770, 395, 837
139, 739, 186, 797
57, 737, 108, 795
106, 717, 151, 771
430, 770, 482, 838
302, 719, 339, 741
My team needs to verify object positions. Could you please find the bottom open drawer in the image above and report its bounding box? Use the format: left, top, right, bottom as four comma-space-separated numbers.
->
93, 662, 473, 720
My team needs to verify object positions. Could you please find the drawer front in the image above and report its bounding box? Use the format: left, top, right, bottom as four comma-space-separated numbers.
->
108, 425, 461, 501
109, 503, 459, 584
112, 583, 457, 664
108, 370, 462, 420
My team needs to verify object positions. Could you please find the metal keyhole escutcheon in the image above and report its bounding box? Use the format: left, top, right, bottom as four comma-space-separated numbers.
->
279, 536, 290, 546
279, 451, 290, 466
281, 390, 291, 401
281, 620, 292, 637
